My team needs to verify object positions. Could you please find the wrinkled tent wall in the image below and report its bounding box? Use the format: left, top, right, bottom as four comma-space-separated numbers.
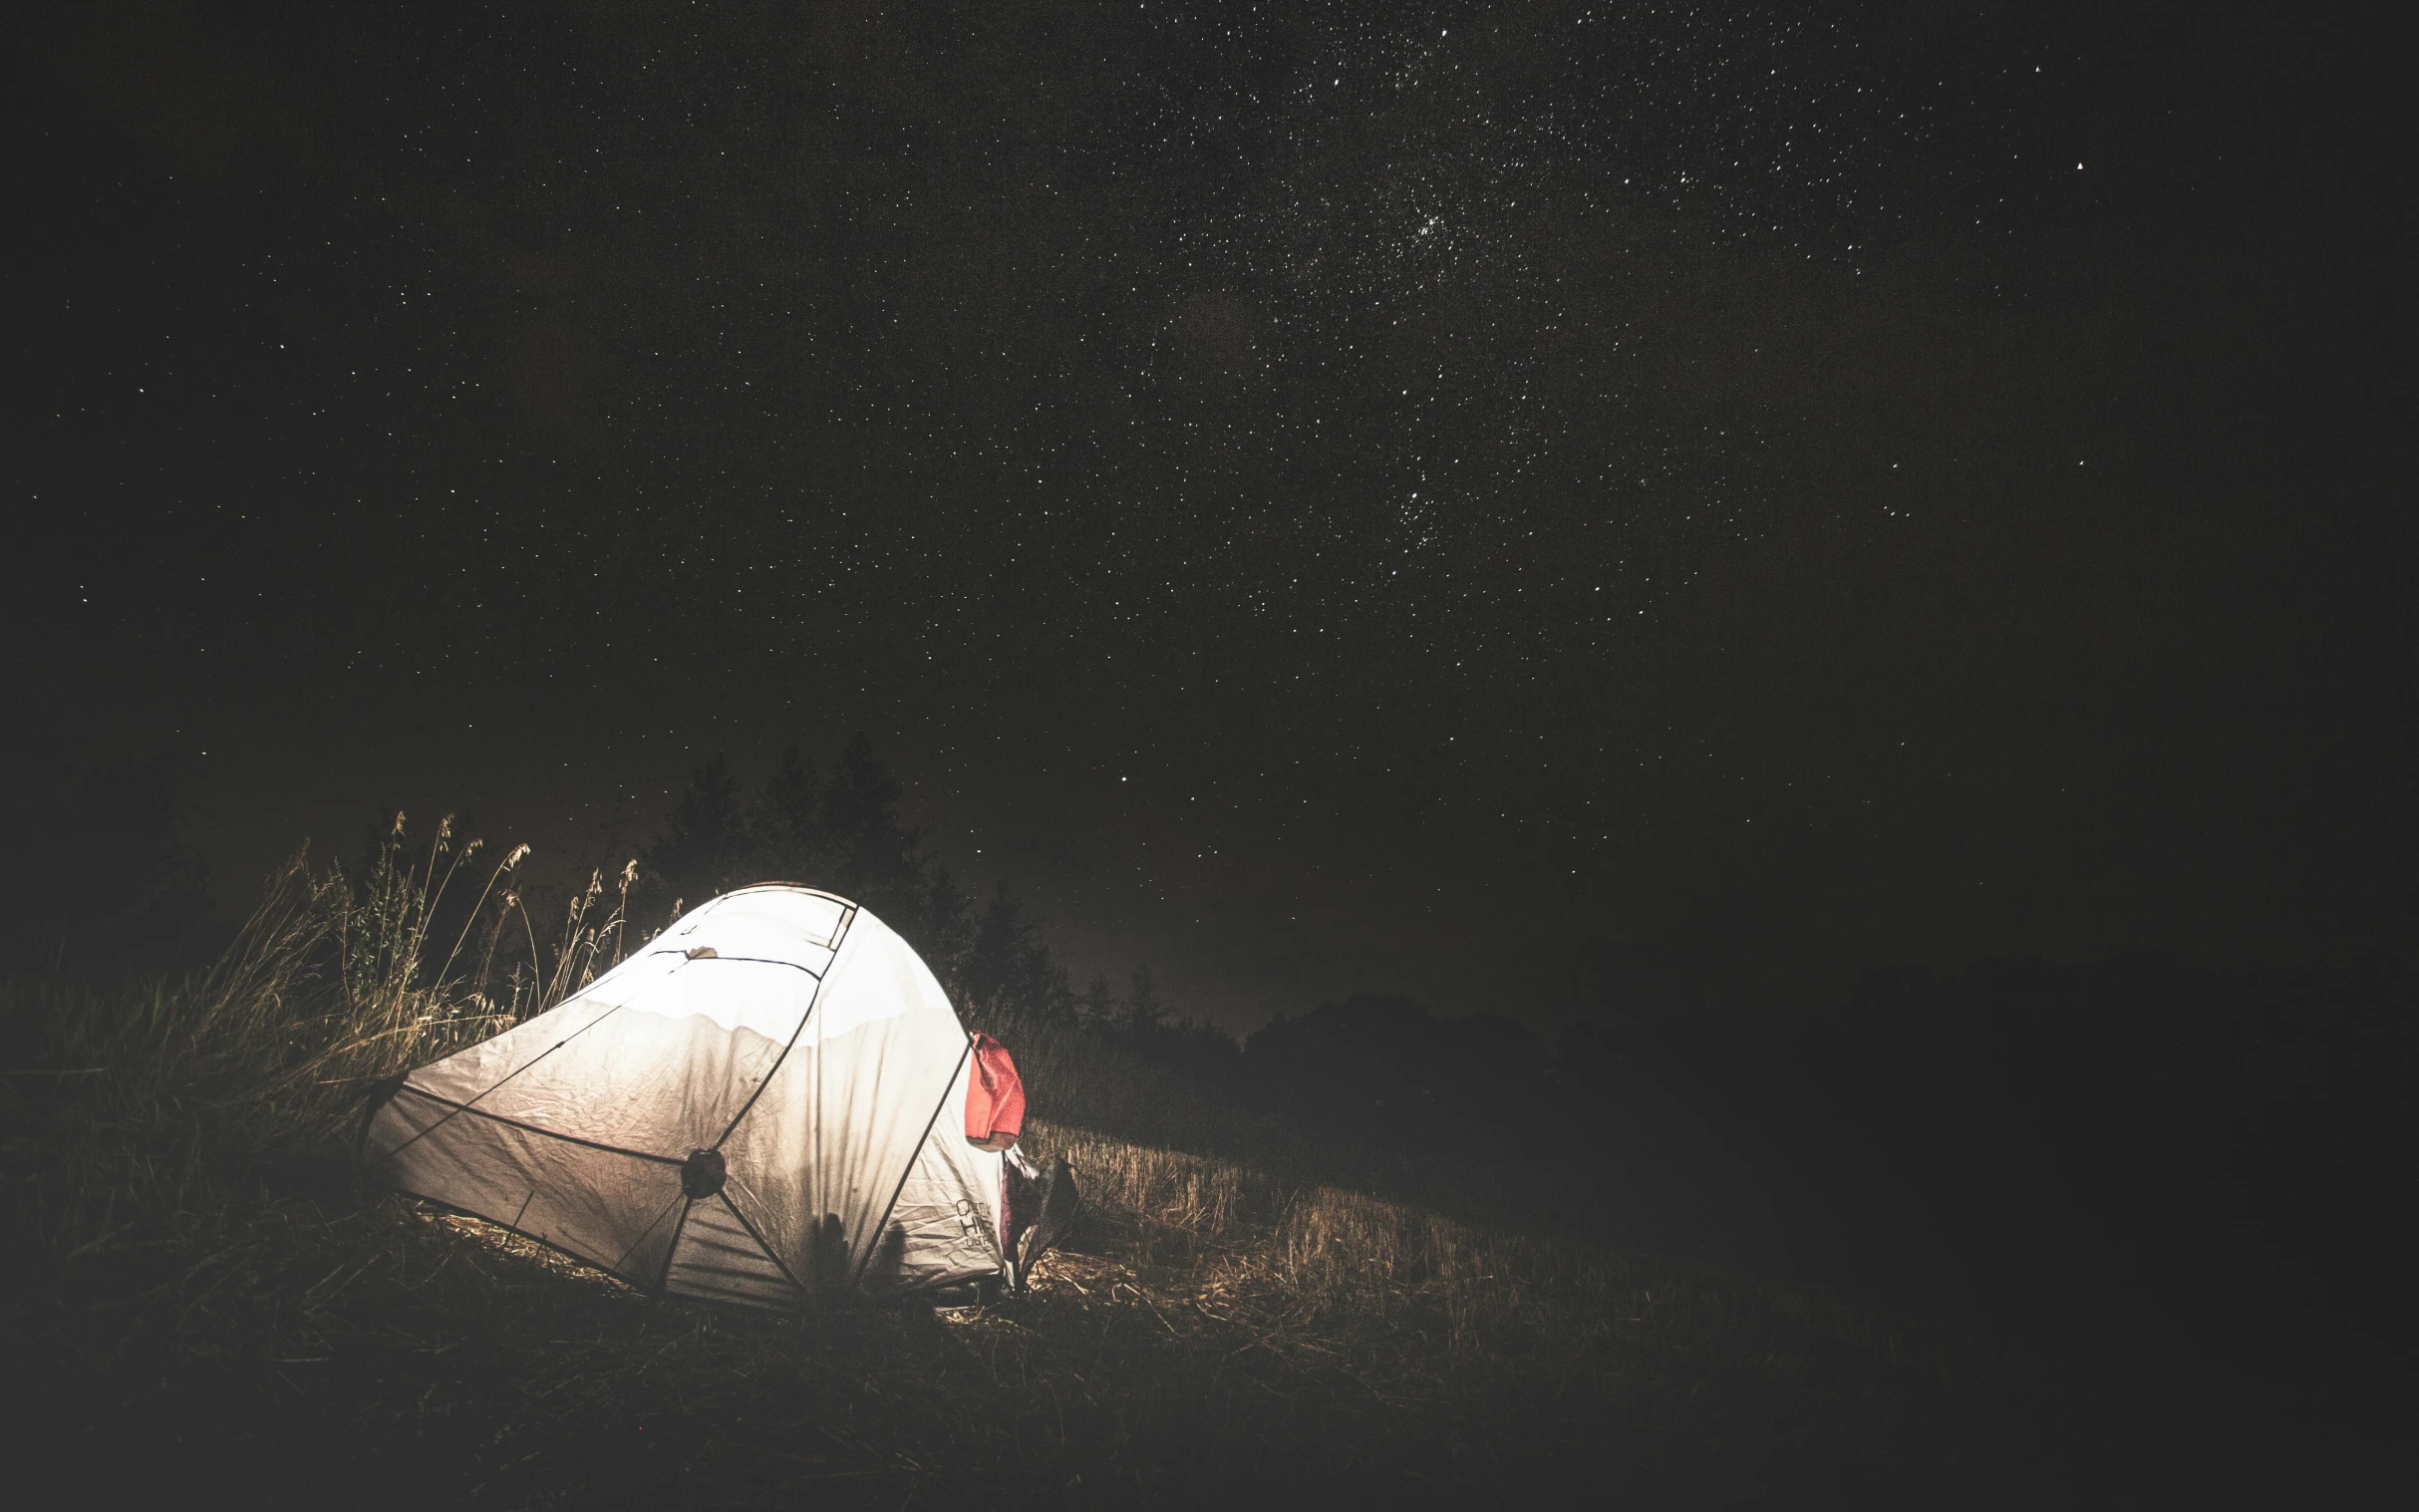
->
361, 886, 1007, 1306
714, 915, 984, 1294
368, 1081, 690, 1288
860, 1054, 1006, 1294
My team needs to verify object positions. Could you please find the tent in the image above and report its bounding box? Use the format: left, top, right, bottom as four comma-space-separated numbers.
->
359, 884, 1072, 1308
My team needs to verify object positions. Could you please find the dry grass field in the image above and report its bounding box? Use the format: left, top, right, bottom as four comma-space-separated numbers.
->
0, 843, 2143, 1507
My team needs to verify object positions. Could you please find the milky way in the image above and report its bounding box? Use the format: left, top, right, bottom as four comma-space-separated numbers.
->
13, 3, 2411, 1025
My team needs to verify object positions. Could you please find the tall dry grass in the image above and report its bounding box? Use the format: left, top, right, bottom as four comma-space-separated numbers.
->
1022, 1120, 1993, 1460
6, 815, 637, 1260
0, 834, 2062, 1506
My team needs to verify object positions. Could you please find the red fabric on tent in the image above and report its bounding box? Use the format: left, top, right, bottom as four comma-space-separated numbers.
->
965, 1033, 1026, 1150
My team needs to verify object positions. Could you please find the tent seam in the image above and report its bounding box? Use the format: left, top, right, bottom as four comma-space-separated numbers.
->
648, 1197, 695, 1293
672, 954, 832, 979
373, 1084, 688, 1165
707, 905, 859, 1150
424, 1207, 672, 1294
364, 987, 659, 1166
709, 1190, 813, 1301
605, 1189, 688, 1282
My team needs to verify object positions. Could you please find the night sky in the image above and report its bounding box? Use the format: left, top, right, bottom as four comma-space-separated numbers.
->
10, 2, 2413, 1030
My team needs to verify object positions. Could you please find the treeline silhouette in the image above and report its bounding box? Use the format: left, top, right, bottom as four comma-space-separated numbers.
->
1105, 957, 2416, 1363
652, 737, 2418, 1361
641, 734, 1068, 1024
21, 737, 2413, 1367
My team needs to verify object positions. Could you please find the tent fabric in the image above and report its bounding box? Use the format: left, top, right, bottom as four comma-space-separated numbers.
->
871, 1053, 1012, 1294
361, 885, 1009, 1305
662, 1193, 798, 1308
965, 1033, 1027, 1150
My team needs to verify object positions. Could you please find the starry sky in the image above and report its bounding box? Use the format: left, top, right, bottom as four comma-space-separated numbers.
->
10, 1, 2414, 1030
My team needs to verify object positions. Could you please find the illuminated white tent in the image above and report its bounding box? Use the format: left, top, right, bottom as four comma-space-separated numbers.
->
360, 885, 1033, 1307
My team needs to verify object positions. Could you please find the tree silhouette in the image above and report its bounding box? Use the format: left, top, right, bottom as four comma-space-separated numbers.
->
1078, 971, 1119, 1026
819, 734, 925, 915
961, 880, 1070, 1024
1125, 964, 1164, 1034
642, 756, 756, 908
917, 864, 974, 992
637, 735, 996, 1004
756, 744, 825, 880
